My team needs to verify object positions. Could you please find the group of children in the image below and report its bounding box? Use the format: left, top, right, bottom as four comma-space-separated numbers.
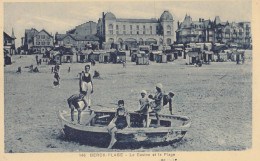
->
66, 67, 174, 148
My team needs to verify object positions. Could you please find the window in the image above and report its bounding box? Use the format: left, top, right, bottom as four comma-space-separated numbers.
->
123, 25, 126, 35
143, 25, 146, 34
150, 26, 152, 34
130, 25, 133, 35
41, 35, 45, 39
41, 42, 45, 45
109, 24, 113, 35
116, 25, 119, 34
47, 42, 50, 45
37, 35, 40, 39
137, 25, 139, 35
167, 25, 171, 35
36, 41, 40, 45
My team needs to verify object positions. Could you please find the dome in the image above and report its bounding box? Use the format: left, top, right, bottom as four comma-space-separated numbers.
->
160, 10, 173, 21
104, 12, 116, 20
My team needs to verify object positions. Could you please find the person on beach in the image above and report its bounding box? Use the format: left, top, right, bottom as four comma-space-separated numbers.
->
148, 83, 163, 127
53, 70, 60, 86
135, 90, 150, 127
67, 93, 88, 124
80, 65, 93, 109
107, 100, 130, 149
162, 92, 175, 115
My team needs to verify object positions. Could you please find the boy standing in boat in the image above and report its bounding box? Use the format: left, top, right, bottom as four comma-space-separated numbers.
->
107, 100, 130, 149
67, 93, 88, 124
148, 83, 163, 126
135, 90, 150, 127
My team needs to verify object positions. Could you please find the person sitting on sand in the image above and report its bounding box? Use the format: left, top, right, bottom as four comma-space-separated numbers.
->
162, 92, 175, 115
107, 100, 130, 149
135, 90, 150, 127
67, 93, 88, 124
148, 83, 163, 127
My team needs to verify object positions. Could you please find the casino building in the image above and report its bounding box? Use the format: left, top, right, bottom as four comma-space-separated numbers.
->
97, 10, 174, 50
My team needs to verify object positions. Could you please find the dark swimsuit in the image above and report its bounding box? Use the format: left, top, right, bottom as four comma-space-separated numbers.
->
82, 73, 91, 83
115, 115, 128, 129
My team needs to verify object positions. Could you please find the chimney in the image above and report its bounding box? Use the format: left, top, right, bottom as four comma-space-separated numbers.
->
199, 18, 201, 22
177, 21, 180, 28
202, 19, 204, 22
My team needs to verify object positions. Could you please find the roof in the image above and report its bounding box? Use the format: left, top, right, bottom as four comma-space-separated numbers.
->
51, 46, 74, 55
187, 51, 199, 57
105, 12, 116, 20
72, 34, 99, 41
56, 34, 99, 41
160, 10, 173, 21
34, 29, 53, 38
3, 32, 15, 40
116, 18, 158, 23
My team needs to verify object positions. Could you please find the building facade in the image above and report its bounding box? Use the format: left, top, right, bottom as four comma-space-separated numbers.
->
3, 29, 16, 55
55, 33, 99, 50
176, 15, 215, 44
97, 10, 175, 50
176, 15, 252, 48
23, 28, 54, 54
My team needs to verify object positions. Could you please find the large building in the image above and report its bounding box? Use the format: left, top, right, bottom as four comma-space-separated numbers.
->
23, 28, 54, 54
176, 15, 251, 48
3, 28, 16, 55
97, 10, 175, 50
176, 15, 215, 44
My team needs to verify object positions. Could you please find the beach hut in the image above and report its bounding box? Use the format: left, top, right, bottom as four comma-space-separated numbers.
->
156, 54, 167, 63
136, 51, 149, 65
77, 50, 92, 63
202, 51, 214, 63
89, 51, 101, 62
163, 46, 174, 62
111, 51, 126, 63
99, 51, 111, 63
150, 51, 162, 61
53, 53, 62, 65
186, 51, 201, 65
232, 50, 245, 64
130, 48, 138, 57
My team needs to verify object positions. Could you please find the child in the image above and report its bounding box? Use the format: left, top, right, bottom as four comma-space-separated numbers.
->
148, 83, 163, 126
67, 93, 88, 124
107, 100, 130, 149
136, 90, 150, 127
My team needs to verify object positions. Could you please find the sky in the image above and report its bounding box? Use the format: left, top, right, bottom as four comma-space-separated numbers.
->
4, 1, 252, 47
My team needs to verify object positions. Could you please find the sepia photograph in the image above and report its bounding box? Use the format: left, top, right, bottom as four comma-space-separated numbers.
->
1, 0, 259, 160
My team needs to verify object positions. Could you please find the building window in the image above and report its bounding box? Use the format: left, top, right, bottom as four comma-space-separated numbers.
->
123, 25, 126, 35
150, 26, 152, 34
41, 35, 45, 39
143, 25, 146, 34
137, 25, 139, 35
37, 41, 40, 45
130, 25, 133, 35
116, 25, 119, 34
47, 42, 50, 45
37, 35, 40, 39
109, 24, 113, 35
167, 25, 171, 35
41, 42, 45, 45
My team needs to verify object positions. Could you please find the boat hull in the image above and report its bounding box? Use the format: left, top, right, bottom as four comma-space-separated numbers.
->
58, 110, 190, 149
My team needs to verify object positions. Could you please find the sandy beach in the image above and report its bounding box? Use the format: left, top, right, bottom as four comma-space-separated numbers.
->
4, 51, 252, 152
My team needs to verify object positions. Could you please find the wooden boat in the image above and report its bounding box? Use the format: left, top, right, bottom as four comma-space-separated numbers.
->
58, 109, 191, 149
